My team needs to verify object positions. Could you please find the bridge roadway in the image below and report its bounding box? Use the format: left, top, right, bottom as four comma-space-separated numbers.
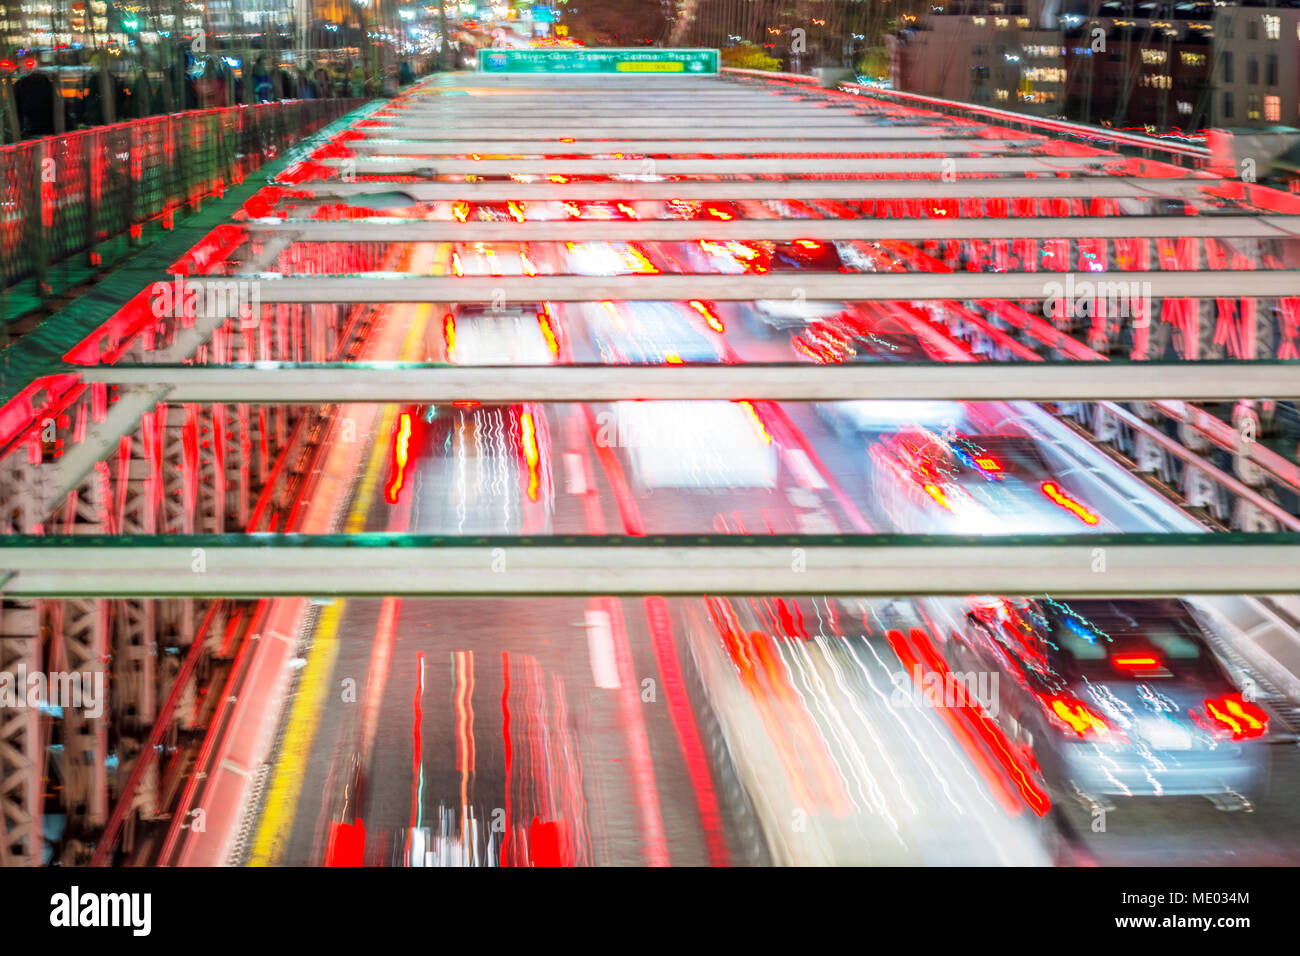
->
12, 70, 1300, 867
205, 72, 1298, 867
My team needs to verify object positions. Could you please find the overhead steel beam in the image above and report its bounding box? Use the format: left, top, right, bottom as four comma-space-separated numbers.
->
2, 536, 1295, 597
247, 215, 1300, 243
411, 80, 741, 90
173, 271, 1300, 305
359, 125, 958, 139
390, 104, 845, 113
384, 109, 863, 121
398, 88, 813, 96
81, 361, 1300, 403
37, 386, 170, 513
390, 102, 850, 113
291, 178, 1206, 201
26, 298, 238, 526
370, 117, 925, 131
346, 138, 1024, 155
399, 88, 815, 96
407, 83, 746, 91
327, 156, 1113, 175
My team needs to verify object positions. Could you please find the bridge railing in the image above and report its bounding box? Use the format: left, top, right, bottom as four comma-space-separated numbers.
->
0, 97, 366, 311
721, 66, 1211, 170
836, 82, 1211, 168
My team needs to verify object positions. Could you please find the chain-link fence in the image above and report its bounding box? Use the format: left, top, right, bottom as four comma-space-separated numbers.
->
0, 97, 365, 299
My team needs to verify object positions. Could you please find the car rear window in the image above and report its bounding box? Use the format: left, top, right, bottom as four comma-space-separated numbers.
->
948, 435, 1051, 480
1045, 602, 1219, 679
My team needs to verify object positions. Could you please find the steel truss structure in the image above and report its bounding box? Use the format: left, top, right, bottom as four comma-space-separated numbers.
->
0, 69, 1298, 866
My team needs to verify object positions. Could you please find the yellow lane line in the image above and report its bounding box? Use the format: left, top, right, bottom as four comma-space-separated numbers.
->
247, 300, 433, 865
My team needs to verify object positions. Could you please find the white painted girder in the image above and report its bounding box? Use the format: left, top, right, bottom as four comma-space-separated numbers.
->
82, 362, 1300, 403
167, 271, 1300, 305
4, 540, 1296, 597
246, 215, 1300, 243
325, 156, 1116, 175
290, 178, 1207, 201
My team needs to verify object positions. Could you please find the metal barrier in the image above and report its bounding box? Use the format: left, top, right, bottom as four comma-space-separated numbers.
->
0, 97, 366, 301
720, 67, 1211, 170
835, 82, 1211, 170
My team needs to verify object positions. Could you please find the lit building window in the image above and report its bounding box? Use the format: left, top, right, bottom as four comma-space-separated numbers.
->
1141, 49, 1167, 65
1263, 14, 1280, 40
1023, 67, 1066, 82
1265, 95, 1280, 122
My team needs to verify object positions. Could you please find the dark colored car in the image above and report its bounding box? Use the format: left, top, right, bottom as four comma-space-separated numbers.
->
770, 239, 845, 272
869, 430, 1109, 534
792, 311, 938, 364
946, 597, 1270, 810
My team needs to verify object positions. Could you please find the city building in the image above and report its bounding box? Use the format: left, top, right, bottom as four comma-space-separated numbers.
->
895, 0, 1300, 134
895, 0, 1070, 117
1213, 5, 1300, 128
1061, 11, 1215, 132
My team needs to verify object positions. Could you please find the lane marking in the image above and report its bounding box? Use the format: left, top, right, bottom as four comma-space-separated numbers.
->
248, 301, 433, 866
247, 599, 347, 866
584, 609, 621, 689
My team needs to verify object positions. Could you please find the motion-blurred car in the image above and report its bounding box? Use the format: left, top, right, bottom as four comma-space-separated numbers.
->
439, 303, 563, 365
385, 402, 554, 533
945, 597, 1270, 810
817, 399, 965, 440
792, 309, 955, 364
688, 201, 745, 222
562, 200, 638, 220
453, 200, 529, 223
748, 297, 846, 332
562, 240, 658, 275
769, 238, 845, 272
449, 241, 543, 277
584, 301, 723, 364
612, 400, 778, 489
745, 239, 853, 330
869, 427, 1109, 535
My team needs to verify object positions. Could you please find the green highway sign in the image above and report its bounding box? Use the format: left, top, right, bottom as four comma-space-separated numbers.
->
478, 48, 720, 75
